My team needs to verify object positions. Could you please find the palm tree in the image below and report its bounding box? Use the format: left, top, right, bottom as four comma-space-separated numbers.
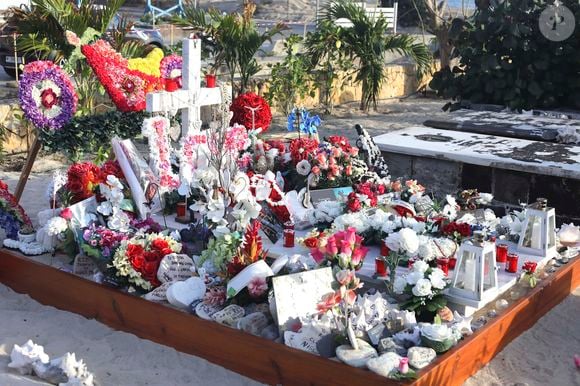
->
323, 0, 433, 111
172, 1, 286, 99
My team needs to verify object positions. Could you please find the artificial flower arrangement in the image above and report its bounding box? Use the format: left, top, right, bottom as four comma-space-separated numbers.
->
81, 224, 129, 271
112, 232, 182, 291
65, 160, 125, 203
521, 261, 538, 288
393, 260, 449, 319
0, 180, 34, 240
18, 60, 78, 131
159, 54, 183, 92
304, 227, 370, 271
230, 92, 272, 133
287, 107, 321, 138
82, 39, 162, 112
127, 47, 164, 77
141, 116, 180, 191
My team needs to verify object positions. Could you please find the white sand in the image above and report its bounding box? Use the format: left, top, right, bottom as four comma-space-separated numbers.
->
1, 99, 579, 385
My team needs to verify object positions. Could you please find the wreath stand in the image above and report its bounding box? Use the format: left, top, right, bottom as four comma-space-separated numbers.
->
13, 137, 42, 203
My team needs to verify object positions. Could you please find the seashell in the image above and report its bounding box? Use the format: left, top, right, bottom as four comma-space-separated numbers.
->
8, 340, 50, 375
437, 306, 454, 322
52, 352, 95, 386
451, 311, 473, 336
32, 361, 69, 384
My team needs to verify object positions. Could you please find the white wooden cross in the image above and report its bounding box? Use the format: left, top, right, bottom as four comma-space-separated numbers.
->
146, 38, 223, 135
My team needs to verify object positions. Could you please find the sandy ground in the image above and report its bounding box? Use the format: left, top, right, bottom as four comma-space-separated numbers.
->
1, 98, 579, 385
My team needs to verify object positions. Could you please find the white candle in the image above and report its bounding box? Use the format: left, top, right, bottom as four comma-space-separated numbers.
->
464, 258, 477, 292
531, 219, 542, 249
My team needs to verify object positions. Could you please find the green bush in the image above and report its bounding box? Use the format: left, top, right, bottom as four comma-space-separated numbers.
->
430, 0, 580, 110
38, 111, 148, 161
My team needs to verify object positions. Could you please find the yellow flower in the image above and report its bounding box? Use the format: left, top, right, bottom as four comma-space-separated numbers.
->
128, 48, 164, 77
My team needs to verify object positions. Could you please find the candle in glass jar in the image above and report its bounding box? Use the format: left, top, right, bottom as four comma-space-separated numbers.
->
437, 257, 450, 276
496, 244, 508, 263
375, 257, 388, 277
449, 257, 457, 270
380, 240, 390, 257
506, 253, 519, 273
176, 202, 187, 217
283, 229, 295, 248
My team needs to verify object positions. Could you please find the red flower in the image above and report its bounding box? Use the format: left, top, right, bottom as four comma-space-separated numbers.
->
230, 92, 272, 133
289, 138, 319, 164
326, 135, 352, 152
0, 180, 8, 190
522, 261, 537, 274
60, 208, 73, 220
66, 162, 103, 202
100, 160, 124, 180
126, 244, 144, 260
303, 237, 319, 248
151, 238, 169, 252
346, 193, 362, 212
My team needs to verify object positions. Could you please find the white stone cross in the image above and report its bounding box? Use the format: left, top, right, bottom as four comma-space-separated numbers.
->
146, 38, 223, 135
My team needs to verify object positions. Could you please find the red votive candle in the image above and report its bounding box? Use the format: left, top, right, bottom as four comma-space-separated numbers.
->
449, 257, 457, 270
375, 257, 388, 277
176, 202, 187, 217
506, 253, 519, 273
437, 257, 450, 276
165, 78, 180, 92
283, 229, 295, 248
496, 244, 508, 263
380, 240, 390, 257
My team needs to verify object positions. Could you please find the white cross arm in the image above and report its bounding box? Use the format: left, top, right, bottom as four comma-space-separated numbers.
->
146, 87, 222, 113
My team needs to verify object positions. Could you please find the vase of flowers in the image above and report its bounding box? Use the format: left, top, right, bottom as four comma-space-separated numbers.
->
521, 261, 538, 288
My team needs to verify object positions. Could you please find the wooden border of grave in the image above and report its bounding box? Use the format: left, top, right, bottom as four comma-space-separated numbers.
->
0, 249, 578, 386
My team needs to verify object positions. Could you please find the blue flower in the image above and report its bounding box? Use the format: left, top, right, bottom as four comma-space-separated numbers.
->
299, 109, 321, 135
287, 108, 297, 132
0, 210, 20, 239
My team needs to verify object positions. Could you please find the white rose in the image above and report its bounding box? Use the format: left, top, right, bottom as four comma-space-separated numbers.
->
412, 278, 432, 297
417, 236, 436, 261
384, 232, 400, 252
476, 193, 493, 205
46, 217, 68, 236
406, 271, 424, 285
443, 204, 457, 220
399, 228, 419, 255
394, 276, 408, 294
429, 268, 447, 289
412, 259, 429, 273
296, 160, 312, 176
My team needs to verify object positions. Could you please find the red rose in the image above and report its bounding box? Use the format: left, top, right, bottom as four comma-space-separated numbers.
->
131, 255, 145, 270
60, 208, 73, 220
100, 160, 124, 180
230, 92, 272, 132
143, 250, 160, 262
0, 180, 7, 190
523, 261, 537, 273
126, 244, 144, 260
347, 197, 362, 212
151, 238, 169, 251
376, 184, 386, 195
161, 248, 173, 256
303, 237, 319, 248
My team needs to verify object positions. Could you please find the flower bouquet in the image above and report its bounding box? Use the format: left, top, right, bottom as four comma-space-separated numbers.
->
522, 261, 538, 288
82, 224, 129, 271
112, 232, 182, 291
230, 92, 272, 133
393, 260, 449, 320
0, 180, 33, 240
306, 227, 369, 271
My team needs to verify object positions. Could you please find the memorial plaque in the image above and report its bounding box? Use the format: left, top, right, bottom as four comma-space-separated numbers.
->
272, 267, 335, 333
258, 204, 284, 244
157, 254, 194, 284
143, 281, 173, 302
72, 254, 98, 277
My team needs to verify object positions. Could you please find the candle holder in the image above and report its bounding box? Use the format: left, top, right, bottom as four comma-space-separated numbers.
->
448, 257, 457, 270
518, 197, 556, 257
375, 256, 388, 277
505, 253, 519, 273
496, 244, 508, 263
283, 221, 295, 248
448, 231, 499, 306
436, 257, 450, 276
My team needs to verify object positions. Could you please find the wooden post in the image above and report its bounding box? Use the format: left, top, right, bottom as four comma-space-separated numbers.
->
14, 137, 41, 203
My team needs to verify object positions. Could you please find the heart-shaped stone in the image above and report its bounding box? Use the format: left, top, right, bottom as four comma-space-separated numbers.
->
157, 254, 194, 284
166, 277, 206, 309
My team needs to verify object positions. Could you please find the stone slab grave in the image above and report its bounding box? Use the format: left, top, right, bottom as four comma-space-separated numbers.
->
374, 108, 580, 222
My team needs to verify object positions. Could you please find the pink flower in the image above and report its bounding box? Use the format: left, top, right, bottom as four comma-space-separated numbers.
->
351, 246, 369, 266
575, 354, 580, 369
315, 153, 327, 166
311, 166, 321, 175
326, 236, 338, 255
317, 291, 341, 313
310, 249, 325, 264
336, 270, 355, 286
399, 358, 409, 374
340, 286, 357, 305
247, 276, 268, 298
344, 227, 357, 246
65, 30, 80, 46
345, 165, 353, 176
60, 207, 73, 220
332, 147, 342, 158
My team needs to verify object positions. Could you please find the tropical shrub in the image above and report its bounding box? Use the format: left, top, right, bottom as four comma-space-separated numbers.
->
429, 0, 580, 110
323, 0, 432, 111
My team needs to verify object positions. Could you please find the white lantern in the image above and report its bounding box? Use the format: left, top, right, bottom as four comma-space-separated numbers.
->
517, 198, 556, 257
448, 231, 499, 307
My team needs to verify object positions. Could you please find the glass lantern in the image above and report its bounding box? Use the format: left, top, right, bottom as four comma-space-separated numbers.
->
449, 231, 499, 304
518, 198, 557, 257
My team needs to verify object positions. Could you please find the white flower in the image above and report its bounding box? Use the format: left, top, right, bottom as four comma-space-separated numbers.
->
402, 217, 426, 234
393, 276, 407, 294
406, 271, 424, 285
421, 324, 453, 341
446, 194, 457, 207
456, 213, 476, 225
46, 217, 68, 236
230, 173, 251, 201
442, 204, 457, 220
412, 278, 432, 297
417, 236, 436, 261
399, 228, 419, 254
429, 269, 447, 289
296, 160, 312, 176
384, 232, 400, 252
97, 201, 113, 216
412, 259, 429, 273
476, 193, 493, 205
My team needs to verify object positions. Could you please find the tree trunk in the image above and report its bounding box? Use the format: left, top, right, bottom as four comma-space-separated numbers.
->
435, 29, 452, 69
